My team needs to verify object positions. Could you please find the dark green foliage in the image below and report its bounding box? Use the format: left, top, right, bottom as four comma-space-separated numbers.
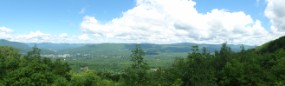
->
0, 39, 31, 53
160, 42, 285, 86
0, 45, 116, 85
258, 36, 285, 53
166, 45, 216, 86
0, 46, 71, 85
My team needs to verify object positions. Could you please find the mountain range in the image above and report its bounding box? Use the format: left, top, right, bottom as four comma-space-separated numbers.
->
0, 39, 256, 57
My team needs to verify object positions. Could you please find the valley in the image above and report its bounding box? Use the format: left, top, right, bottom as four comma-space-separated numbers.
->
1, 39, 254, 72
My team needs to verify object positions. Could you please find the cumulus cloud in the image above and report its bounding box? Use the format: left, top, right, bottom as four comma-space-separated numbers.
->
265, 0, 285, 33
0, 26, 13, 39
80, 0, 272, 45
78, 34, 90, 41
0, 26, 13, 33
12, 31, 89, 43
17, 31, 51, 42
0, 29, 85, 43
2, 0, 283, 45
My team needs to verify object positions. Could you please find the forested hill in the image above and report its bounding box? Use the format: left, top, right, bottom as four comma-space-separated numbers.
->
1, 37, 285, 85
27, 43, 84, 52
1, 39, 285, 85
0, 39, 255, 56
58, 43, 255, 56
0, 39, 58, 54
0, 39, 30, 53
257, 36, 285, 53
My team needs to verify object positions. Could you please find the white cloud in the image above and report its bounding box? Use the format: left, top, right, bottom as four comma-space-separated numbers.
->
13, 31, 88, 43
59, 33, 68, 38
80, 0, 272, 45
0, 26, 13, 39
262, 0, 285, 43
265, 0, 285, 34
78, 34, 90, 41
0, 26, 13, 33
13, 31, 52, 43
2, 0, 283, 45
0, 29, 82, 43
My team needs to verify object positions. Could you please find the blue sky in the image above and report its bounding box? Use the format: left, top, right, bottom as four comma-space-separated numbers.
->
194, 0, 270, 29
0, 0, 284, 45
0, 0, 135, 34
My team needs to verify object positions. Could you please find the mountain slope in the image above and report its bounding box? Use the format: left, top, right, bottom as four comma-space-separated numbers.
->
27, 43, 84, 52
257, 36, 285, 53
0, 39, 60, 54
1, 39, 255, 56
59, 43, 255, 57
0, 39, 31, 53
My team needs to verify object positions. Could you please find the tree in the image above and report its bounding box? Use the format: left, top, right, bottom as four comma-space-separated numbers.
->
0, 45, 73, 85
182, 46, 215, 86
0, 46, 20, 82
130, 44, 148, 69
25, 45, 41, 60
125, 44, 149, 86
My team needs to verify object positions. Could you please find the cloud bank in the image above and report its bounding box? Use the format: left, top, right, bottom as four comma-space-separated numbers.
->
80, 0, 278, 45
1, 0, 285, 45
265, 0, 285, 33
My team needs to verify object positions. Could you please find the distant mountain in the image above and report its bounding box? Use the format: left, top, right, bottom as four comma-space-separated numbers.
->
0, 39, 255, 56
59, 43, 255, 57
0, 39, 31, 53
58, 43, 131, 56
137, 43, 254, 53
257, 36, 285, 53
27, 43, 84, 52
0, 39, 63, 54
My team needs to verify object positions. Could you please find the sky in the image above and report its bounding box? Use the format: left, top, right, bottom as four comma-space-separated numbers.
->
0, 0, 285, 45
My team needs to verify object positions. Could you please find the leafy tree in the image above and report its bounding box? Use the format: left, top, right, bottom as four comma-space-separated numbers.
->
26, 45, 41, 59
0, 46, 74, 85
125, 44, 149, 86
0, 46, 20, 84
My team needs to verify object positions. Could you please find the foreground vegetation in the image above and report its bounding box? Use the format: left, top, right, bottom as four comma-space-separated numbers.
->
1, 37, 285, 85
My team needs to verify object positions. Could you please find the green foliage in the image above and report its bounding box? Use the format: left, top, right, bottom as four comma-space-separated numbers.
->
172, 45, 216, 86
0, 45, 117, 85
0, 39, 31, 53
0, 46, 71, 85
258, 36, 285, 53
70, 70, 117, 86
2, 36, 285, 86
124, 44, 150, 86
130, 44, 149, 69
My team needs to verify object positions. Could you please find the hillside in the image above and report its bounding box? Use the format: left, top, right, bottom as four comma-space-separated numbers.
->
257, 36, 285, 53
0, 39, 31, 53
0, 39, 255, 56
0, 39, 57, 54
58, 43, 255, 57
27, 43, 84, 52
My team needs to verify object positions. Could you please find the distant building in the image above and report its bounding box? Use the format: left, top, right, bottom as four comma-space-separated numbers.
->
58, 54, 71, 58
149, 68, 158, 72
80, 65, 89, 71
41, 54, 71, 58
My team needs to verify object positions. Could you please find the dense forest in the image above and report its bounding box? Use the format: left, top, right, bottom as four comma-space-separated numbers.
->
1, 36, 285, 85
